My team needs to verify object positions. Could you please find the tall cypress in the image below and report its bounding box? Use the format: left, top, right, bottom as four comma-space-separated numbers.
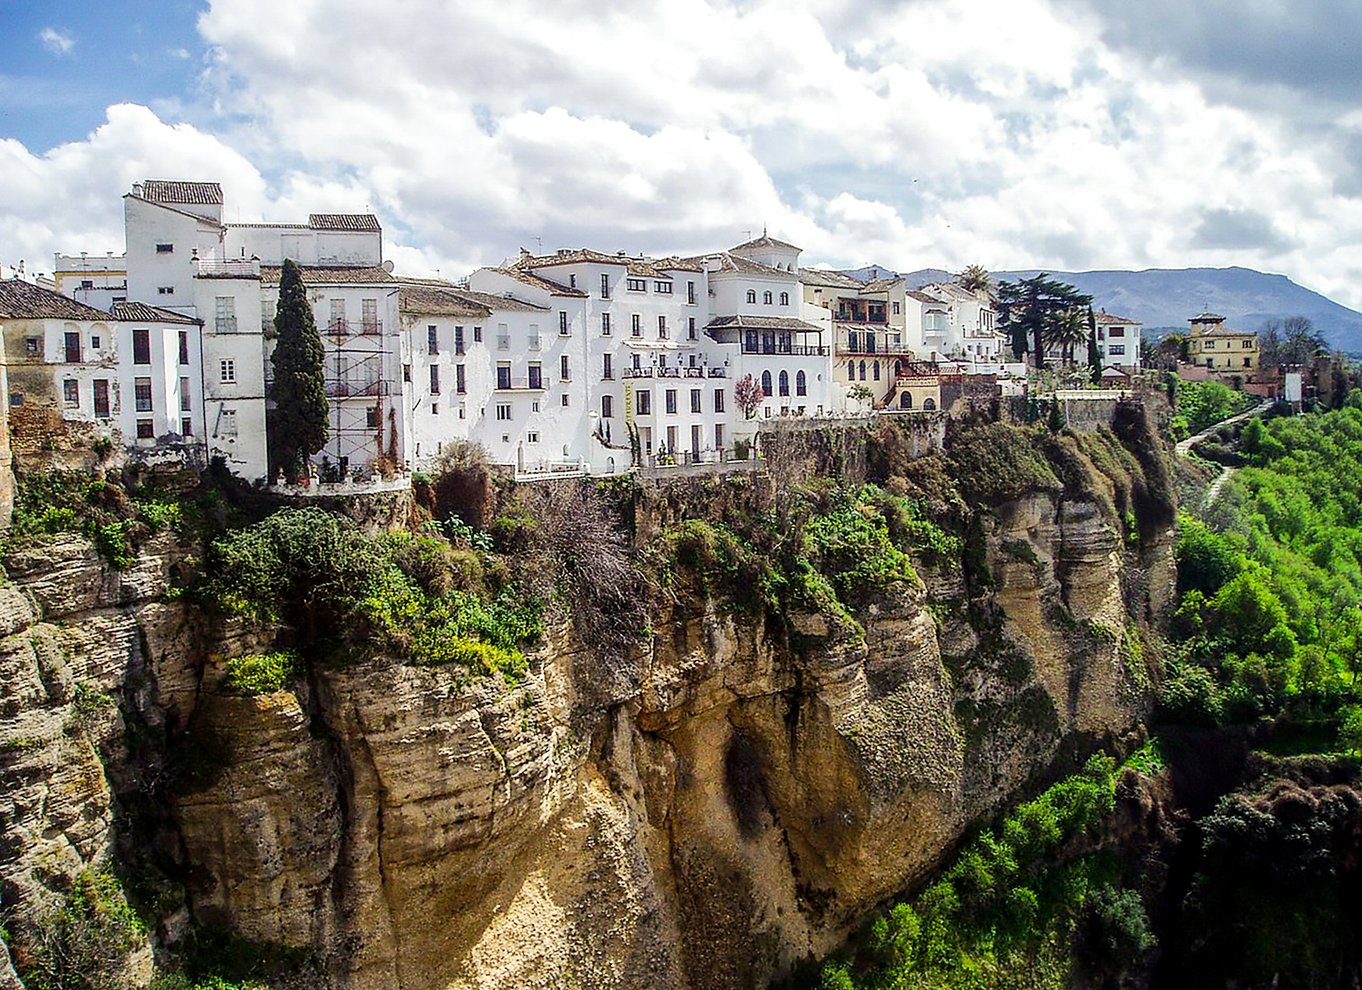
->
269, 259, 329, 483
1087, 306, 1102, 384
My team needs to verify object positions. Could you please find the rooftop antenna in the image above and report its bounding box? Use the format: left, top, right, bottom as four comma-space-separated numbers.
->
742, 229, 753, 241
533, 236, 542, 250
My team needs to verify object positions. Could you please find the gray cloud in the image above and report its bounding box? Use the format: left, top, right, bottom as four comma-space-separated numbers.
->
1191, 207, 1295, 252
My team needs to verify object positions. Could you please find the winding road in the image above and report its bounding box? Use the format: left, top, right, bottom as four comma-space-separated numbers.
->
1175, 397, 1275, 511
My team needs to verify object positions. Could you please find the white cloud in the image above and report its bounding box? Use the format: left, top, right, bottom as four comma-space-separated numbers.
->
39, 27, 74, 56
8, 0, 1362, 311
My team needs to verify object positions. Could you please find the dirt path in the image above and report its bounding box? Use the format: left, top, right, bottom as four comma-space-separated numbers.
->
1176, 398, 1274, 511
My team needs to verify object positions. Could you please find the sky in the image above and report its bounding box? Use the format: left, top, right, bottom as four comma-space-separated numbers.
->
3, 0, 1362, 307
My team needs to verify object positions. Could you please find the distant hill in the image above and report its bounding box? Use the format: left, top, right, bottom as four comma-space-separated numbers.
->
881, 266, 1362, 352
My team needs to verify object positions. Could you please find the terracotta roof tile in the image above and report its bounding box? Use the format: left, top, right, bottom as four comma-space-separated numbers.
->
0, 279, 111, 320
259, 264, 396, 285
1094, 311, 1140, 325
493, 267, 587, 298
799, 268, 865, 289
730, 233, 801, 253
705, 315, 823, 332
399, 285, 546, 315
309, 213, 382, 232
140, 180, 223, 205
112, 301, 200, 325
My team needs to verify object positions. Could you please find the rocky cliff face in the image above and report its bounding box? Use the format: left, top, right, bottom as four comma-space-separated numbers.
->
0, 416, 1174, 990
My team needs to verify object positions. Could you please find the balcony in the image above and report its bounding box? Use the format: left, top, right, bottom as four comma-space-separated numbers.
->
493, 376, 547, 391
324, 379, 390, 398
622, 367, 654, 379
195, 258, 260, 278
740, 343, 828, 356
326, 319, 382, 337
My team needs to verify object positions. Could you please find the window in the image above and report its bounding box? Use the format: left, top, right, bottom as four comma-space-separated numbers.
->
178, 331, 189, 365
180, 377, 192, 412
627, 277, 647, 292
778, 371, 789, 396
528, 325, 541, 351
527, 431, 540, 443
366, 407, 379, 428
134, 377, 153, 413
796, 370, 807, 396
454, 326, 465, 354
688, 317, 697, 340
780, 292, 789, 306
687, 281, 696, 304
714, 389, 725, 413
636, 389, 651, 415
220, 408, 238, 436
1244, 357, 1252, 367
603, 354, 613, 379
631, 314, 641, 337
569, 273, 578, 289
497, 324, 510, 350
561, 393, 570, 407
1204, 340, 1216, 349
133, 329, 150, 365
602, 395, 614, 418
559, 311, 569, 335
156, 243, 174, 254
601, 313, 612, 335
892, 301, 900, 315
1108, 344, 1125, 356
658, 315, 667, 339
456, 364, 466, 394
560, 354, 570, 380
746, 290, 757, 304
91, 335, 100, 350
220, 359, 236, 384
181, 418, 193, 436
215, 296, 236, 333
403, 363, 412, 383
666, 389, 677, 414
24, 336, 40, 357
64, 331, 81, 363
873, 361, 881, 381
859, 360, 867, 380
601, 273, 611, 298
496, 403, 512, 421
137, 420, 155, 439
93, 380, 110, 418
528, 363, 542, 389
80, 279, 94, 290
763, 291, 773, 305
1108, 326, 1125, 338
761, 371, 772, 396
690, 388, 702, 413
473, 326, 483, 343
428, 325, 440, 354
63, 379, 79, 406
655, 281, 672, 294
1243, 339, 1254, 348
430, 365, 441, 394
158, 286, 174, 296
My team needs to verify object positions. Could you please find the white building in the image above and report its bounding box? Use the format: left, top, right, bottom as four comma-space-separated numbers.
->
1094, 311, 1142, 372
52, 252, 128, 313
1, 278, 203, 458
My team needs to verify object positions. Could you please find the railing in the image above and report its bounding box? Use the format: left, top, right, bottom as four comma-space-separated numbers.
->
708, 367, 727, 378
740, 344, 829, 356
196, 259, 260, 278
623, 368, 654, 379
835, 315, 888, 324
657, 367, 681, 378
324, 380, 390, 397
326, 320, 382, 336
494, 377, 547, 391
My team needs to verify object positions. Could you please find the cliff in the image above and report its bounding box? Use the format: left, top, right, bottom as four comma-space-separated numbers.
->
0, 403, 1175, 990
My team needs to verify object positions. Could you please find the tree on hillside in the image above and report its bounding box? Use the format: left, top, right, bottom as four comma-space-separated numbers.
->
1259, 315, 1327, 369
957, 264, 992, 295
734, 374, 764, 419
1051, 306, 1089, 365
995, 274, 1092, 370
269, 259, 329, 483
1087, 307, 1102, 384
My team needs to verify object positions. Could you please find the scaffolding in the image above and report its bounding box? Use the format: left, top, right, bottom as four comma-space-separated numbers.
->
320, 318, 395, 476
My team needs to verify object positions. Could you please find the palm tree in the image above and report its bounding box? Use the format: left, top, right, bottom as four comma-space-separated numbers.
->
957, 264, 991, 295
1049, 307, 1089, 365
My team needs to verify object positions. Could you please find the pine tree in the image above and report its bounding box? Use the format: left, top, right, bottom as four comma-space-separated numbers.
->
1087, 307, 1102, 384
269, 259, 329, 483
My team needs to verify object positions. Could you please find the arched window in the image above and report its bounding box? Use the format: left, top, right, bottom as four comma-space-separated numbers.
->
901, 392, 913, 409
923, 397, 937, 411
746, 290, 757, 304
858, 360, 866, 380
847, 360, 855, 376
873, 361, 881, 381
780, 292, 789, 306
894, 359, 903, 376
778, 370, 790, 396
761, 370, 772, 396
796, 370, 807, 396
763, 291, 773, 305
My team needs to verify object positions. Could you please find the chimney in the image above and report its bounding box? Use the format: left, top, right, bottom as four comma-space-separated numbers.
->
131, 181, 143, 198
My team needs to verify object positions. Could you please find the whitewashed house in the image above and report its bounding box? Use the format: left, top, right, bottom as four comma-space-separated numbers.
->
1094, 311, 1142, 372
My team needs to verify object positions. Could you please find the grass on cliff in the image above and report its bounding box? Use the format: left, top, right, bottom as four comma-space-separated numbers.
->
221, 652, 304, 695
805, 755, 1147, 990
8, 869, 147, 990
207, 508, 541, 681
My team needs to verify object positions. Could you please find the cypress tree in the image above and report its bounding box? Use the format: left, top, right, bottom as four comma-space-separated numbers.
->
1087, 307, 1102, 384
269, 259, 329, 483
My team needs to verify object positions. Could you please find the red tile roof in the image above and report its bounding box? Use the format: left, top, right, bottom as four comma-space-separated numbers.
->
309, 213, 382, 232
0, 278, 111, 320
1094, 311, 1140, 325
492, 267, 587, 298
112, 301, 200, 325
705, 315, 823, 332
140, 180, 223, 205
731, 233, 801, 253
259, 265, 396, 285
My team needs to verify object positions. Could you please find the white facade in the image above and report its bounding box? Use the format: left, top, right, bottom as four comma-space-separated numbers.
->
1094, 312, 1142, 372
52, 253, 128, 313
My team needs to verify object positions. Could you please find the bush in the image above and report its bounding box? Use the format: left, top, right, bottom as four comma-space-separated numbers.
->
222, 652, 303, 695
14, 870, 146, 990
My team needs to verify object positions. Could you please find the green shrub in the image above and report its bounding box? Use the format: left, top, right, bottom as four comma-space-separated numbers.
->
16, 870, 146, 990
221, 652, 303, 695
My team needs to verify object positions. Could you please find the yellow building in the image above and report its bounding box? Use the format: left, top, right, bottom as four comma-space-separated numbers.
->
1187, 312, 1257, 373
